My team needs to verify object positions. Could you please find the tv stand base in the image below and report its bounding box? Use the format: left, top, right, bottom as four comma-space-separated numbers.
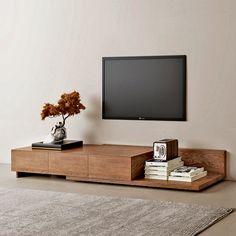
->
12, 145, 226, 191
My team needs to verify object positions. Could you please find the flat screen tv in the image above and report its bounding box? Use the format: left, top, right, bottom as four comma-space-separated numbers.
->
102, 55, 186, 121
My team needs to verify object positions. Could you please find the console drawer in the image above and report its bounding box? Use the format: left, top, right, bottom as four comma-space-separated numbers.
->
89, 155, 131, 180
11, 150, 48, 173
49, 152, 88, 177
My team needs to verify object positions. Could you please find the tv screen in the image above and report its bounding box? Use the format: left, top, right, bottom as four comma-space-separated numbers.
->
102, 55, 186, 121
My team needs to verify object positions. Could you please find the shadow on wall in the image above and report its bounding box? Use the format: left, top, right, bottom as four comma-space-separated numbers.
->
82, 96, 102, 144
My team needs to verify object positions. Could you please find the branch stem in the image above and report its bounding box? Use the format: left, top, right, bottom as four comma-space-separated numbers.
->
61, 114, 66, 127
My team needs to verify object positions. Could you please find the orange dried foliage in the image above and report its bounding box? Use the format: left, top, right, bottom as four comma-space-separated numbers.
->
41, 91, 86, 122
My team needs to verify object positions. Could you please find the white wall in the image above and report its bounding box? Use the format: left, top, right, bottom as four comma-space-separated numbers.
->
1, 0, 236, 179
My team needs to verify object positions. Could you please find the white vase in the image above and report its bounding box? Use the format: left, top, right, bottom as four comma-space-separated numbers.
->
43, 122, 67, 144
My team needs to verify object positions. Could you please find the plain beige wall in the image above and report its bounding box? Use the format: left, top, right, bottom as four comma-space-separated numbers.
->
0, 0, 236, 179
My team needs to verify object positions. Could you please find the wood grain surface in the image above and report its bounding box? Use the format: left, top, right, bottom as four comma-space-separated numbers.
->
66, 173, 223, 191
11, 149, 49, 174
11, 145, 226, 191
89, 155, 131, 180
179, 148, 226, 177
49, 152, 88, 177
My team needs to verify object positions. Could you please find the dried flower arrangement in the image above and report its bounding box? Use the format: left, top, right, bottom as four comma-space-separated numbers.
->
41, 91, 86, 127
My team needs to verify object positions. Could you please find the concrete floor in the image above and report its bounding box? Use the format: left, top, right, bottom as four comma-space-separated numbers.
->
1, 164, 236, 235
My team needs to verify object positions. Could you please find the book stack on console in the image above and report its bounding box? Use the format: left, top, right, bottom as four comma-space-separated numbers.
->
145, 157, 184, 180
169, 166, 207, 182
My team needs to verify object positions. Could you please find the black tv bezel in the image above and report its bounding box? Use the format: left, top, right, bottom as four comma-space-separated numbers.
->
102, 55, 187, 121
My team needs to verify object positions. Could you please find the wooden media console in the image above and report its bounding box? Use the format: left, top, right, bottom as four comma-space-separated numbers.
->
11, 144, 226, 191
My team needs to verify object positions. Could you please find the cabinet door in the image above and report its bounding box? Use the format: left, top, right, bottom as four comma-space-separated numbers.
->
11, 150, 49, 173
49, 152, 88, 177
89, 155, 131, 180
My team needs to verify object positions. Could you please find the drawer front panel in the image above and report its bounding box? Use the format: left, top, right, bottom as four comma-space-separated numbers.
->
11, 150, 49, 173
49, 153, 88, 177
89, 155, 131, 180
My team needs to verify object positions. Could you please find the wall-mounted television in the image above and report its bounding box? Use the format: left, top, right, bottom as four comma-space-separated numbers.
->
102, 55, 186, 121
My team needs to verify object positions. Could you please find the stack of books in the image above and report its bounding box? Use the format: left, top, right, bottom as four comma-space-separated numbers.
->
169, 166, 207, 182
145, 157, 184, 180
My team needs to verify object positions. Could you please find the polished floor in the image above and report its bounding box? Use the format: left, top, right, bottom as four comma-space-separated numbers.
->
1, 164, 235, 235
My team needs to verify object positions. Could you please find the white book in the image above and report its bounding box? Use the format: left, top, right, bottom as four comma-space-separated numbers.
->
168, 171, 207, 182
145, 175, 168, 180
170, 166, 204, 177
145, 170, 170, 176
145, 161, 184, 172
145, 157, 182, 167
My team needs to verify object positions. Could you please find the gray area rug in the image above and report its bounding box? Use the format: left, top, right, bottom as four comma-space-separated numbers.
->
0, 188, 232, 236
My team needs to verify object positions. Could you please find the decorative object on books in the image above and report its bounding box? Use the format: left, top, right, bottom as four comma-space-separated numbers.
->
0, 188, 232, 235
41, 91, 85, 144
32, 91, 85, 150
43, 121, 67, 144
153, 139, 178, 161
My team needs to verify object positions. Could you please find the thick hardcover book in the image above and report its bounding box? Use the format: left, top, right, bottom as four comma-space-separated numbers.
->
145, 157, 182, 167
145, 175, 168, 180
32, 140, 83, 150
145, 170, 170, 176
145, 161, 184, 172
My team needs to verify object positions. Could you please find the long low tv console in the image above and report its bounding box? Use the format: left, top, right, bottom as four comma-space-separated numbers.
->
11, 144, 226, 191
